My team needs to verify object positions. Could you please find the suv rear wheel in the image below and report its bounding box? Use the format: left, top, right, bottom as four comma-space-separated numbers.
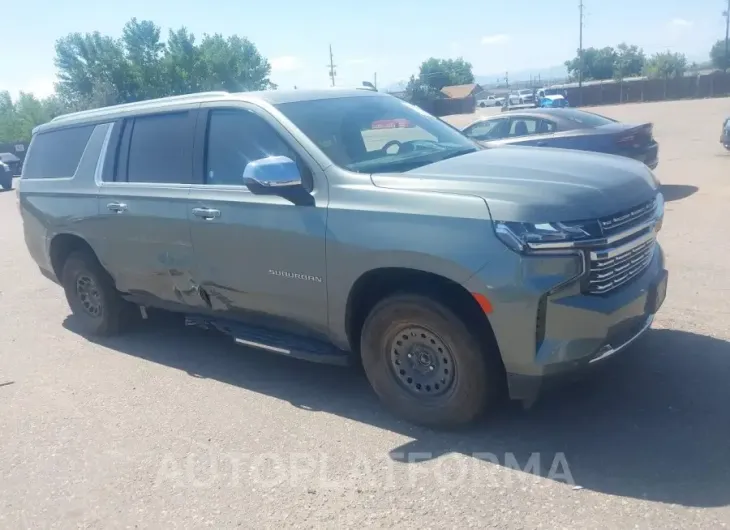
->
360, 293, 501, 428
61, 251, 136, 336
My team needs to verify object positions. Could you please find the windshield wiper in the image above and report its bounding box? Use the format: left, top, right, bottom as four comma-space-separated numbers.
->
436, 147, 478, 161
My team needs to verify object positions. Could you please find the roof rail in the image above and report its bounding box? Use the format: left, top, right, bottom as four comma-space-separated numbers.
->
50, 91, 230, 124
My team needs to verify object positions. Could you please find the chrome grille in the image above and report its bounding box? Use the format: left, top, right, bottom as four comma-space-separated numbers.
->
599, 197, 657, 234
588, 231, 656, 294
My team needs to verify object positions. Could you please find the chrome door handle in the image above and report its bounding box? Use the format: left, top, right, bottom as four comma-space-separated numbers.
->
192, 207, 221, 220
107, 202, 127, 213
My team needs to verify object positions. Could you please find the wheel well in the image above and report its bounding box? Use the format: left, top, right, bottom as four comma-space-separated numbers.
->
49, 234, 96, 281
345, 268, 502, 364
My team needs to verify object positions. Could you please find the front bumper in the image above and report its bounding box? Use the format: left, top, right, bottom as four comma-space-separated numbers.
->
463, 240, 667, 402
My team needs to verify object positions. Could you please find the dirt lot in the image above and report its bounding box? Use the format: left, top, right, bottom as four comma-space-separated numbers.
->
1, 98, 730, 529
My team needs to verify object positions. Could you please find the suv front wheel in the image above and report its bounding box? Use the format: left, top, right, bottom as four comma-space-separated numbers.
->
61, 251, 136, 336
360, 293, 501, 428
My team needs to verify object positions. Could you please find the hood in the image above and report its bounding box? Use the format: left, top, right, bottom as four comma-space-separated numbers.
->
370, 146, 659, 223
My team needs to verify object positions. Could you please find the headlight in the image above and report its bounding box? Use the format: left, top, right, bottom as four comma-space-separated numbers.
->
494, 220, 600, 253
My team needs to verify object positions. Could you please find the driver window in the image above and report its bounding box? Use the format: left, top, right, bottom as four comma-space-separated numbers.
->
205, 108, 311, 187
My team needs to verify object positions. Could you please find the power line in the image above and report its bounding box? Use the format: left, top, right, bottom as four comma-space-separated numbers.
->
578, 0, 584, 104
327, 45, 337, 87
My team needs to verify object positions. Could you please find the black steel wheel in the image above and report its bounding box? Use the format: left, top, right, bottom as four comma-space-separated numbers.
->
61, 250, 136, 336
360, 293, 503, 428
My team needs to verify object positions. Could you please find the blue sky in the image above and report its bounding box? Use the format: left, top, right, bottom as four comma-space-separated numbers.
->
0, 0, 723, 99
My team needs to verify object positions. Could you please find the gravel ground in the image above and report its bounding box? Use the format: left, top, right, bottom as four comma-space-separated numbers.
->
1, 98, 730, 529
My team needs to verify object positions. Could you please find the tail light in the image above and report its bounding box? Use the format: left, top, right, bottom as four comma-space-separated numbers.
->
617, 124, 652, 147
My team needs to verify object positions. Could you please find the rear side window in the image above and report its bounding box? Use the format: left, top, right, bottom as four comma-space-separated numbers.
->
23, 125, 94, 179
559, 109, 616, 128
125, 112, 193, 184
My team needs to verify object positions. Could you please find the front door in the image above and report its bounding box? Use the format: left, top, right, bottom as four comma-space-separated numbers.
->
187, 105, 329, 338
95, 109, 204, 310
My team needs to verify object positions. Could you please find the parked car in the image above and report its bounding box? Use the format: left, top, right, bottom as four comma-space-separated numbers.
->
721, 117, 730, 150
0, 160, 12, 190
514, 89, 535, 104
0, 152, 22, 176
476, 95, 503, 108
535, 87, 569, 108
462, 108, 659, 169
18, 90, 667, 428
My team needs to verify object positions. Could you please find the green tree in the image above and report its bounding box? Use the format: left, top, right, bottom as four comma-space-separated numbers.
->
613, 43, 646, 80
403, 75, 441, 107
642, 51, 687, 80
53, 19, 275, 109
0, 91, 66, 143
565, 46, 617, 80
710, 39, 729, 71
418, 57, 474, 91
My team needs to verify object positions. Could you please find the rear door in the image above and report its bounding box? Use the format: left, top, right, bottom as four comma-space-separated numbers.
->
187, 103, 329, 337
95, 108, 205, 310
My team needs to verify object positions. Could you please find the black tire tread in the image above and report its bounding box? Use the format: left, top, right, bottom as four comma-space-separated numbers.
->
61, 250, 135, 337
360, 293, 502, 428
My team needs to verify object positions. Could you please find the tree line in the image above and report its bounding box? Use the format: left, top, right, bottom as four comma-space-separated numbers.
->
565, 39, 730, 83
402, 38, 729, 109
0, 18, 274, 143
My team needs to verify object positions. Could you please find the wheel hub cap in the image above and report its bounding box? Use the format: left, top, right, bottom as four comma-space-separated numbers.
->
389, 326, 456, 397
76, 275, 103, 318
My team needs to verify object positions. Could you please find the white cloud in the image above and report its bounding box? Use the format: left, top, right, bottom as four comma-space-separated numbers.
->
668, 18, 692, 28
270, 56, 303, 72
481, 34, 510, 45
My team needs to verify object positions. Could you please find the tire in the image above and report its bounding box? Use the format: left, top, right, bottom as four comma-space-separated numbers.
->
360, 293, 502, 428
0, 177, 11, 190
61, 250, 136, 336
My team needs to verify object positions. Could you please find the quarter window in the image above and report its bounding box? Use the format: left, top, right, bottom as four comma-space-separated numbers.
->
23, 125, 94, 179
126, 112, 193, 184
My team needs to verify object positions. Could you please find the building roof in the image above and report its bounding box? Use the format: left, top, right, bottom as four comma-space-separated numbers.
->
440, 83, 481, 99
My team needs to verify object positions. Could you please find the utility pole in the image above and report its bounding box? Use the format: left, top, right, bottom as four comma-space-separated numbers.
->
724, 0, 730, 73
505, 71, 509, 88
374, 72, 377, 90
327, 45, 337, 87
578, 0, 584, 104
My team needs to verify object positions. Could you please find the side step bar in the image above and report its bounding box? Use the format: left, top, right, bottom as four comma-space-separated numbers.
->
184, 315, 352, 366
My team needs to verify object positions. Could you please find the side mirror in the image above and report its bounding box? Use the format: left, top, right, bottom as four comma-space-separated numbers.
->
242, 156, 302, 194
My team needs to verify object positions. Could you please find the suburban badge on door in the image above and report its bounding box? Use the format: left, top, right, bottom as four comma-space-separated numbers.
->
268, 269, 323, 283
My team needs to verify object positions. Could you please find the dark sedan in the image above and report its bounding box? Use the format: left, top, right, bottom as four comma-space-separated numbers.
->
462, 108, 659, 169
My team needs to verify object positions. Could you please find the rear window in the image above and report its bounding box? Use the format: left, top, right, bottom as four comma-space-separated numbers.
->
23, 125, 94, 179
558, 109, 616, 128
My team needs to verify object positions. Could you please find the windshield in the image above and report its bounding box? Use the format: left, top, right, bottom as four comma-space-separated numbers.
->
275, 95, 479, 174
542, 88, 562, 96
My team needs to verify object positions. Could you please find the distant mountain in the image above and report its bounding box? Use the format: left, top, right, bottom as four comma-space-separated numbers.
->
383, 64, 570, 93
475, 64, 569, 87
